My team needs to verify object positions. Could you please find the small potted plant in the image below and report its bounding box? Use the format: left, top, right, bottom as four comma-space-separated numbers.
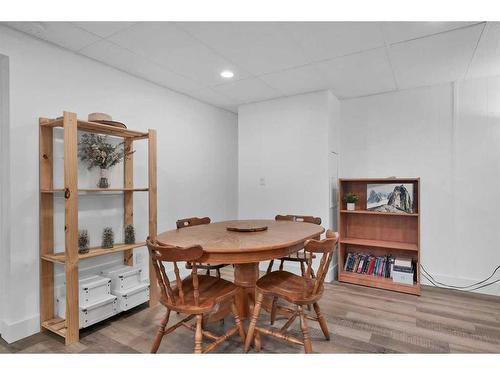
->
78, 229, 90, 254
102, 227, 115, 249
345, 192, 359, 211
124, 224, 135, 244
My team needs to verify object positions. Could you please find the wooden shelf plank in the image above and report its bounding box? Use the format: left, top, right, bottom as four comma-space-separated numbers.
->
40, 117, 148, 138
77, 120, 148, 138
339, 271, 421, 295
340, 210, 418, 217
340, 237, 418, 251
41, 318, 67, 338
41, 242, 146, 264
41, 188, 148, 193
42, 118, 63, 127
339, 177, 419, 183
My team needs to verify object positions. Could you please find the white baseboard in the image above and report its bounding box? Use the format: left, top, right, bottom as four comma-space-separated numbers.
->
0, 314, 39, 344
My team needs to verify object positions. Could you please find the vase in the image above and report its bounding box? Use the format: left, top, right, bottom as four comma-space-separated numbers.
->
98, 168, 110, 188
347, 202, 355, 211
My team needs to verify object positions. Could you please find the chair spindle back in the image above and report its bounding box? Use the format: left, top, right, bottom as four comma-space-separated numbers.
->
147, 238, 204, 306
275, 214, 322, 225
303, 230, 339, 295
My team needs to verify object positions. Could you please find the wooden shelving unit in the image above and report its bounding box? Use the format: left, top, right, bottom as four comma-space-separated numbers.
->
39, 111, 158, 344
339, 210, 419, 217
40, 242, 147, 264
41, 188, 149, 193
338, 177, 421, 295
339, 238, 418, 252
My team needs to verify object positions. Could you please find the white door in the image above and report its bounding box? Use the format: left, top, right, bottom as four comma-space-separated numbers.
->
0, 54, 9, 337
328, 151, 339, 280
329, 151, 339, 231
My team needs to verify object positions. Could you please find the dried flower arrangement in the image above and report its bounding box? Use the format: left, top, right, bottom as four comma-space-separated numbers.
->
78, 133, 134, 188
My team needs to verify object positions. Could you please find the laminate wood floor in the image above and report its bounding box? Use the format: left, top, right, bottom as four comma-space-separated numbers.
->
2, 268, 500, 354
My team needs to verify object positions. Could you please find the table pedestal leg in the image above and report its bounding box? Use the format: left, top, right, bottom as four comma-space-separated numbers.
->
234, 263, 259, 320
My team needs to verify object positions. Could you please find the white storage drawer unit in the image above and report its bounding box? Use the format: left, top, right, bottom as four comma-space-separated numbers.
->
114, 283, 150, 312
57, 294, 117, 328
101, 265, 143, 292
78, 275, 112, 305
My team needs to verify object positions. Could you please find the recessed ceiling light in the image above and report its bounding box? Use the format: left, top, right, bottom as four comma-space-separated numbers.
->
220, 70, 234, 78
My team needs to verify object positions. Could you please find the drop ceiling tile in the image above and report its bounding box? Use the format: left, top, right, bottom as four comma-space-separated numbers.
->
259, 64, 329, 96
187, 88, 239, 112
317, 48, 396, 98
108, 22, 248, 86
147, 68, 205, 95
160, 46, 248, 87
467, 22, 500, 79
282, 22, 385, 62
108, 22, 189, 54
73, 22, 136, 38
6, 22, 100, 51
389, 24, 484, 89
177, 22, 309, 75
382, 21, 481, 44
211, 78, 283, 104
79, 40, 203, 94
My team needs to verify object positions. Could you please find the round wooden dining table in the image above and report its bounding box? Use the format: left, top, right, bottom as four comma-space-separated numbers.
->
156, 219, 325, 319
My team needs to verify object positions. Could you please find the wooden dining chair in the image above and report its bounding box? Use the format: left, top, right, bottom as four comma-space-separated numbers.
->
147, 238, 246, 354
267, 215, 322, 277
244, 229, 338, 354
176, 217, 228, 278
266, 214, 322, 322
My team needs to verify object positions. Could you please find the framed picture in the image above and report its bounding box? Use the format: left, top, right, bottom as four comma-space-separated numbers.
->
367, 183, 414, 213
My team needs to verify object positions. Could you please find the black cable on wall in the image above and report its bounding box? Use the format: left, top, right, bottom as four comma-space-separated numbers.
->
420, 264, 500, 292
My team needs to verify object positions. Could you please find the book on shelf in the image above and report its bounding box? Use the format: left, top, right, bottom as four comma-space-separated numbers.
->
343, 251, 418, 284
392, 256, 417, 285
394, 257, 412, 269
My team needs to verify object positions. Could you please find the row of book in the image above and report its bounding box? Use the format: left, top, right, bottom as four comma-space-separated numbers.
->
344, 253, 394, 278
343, 251, 417, 284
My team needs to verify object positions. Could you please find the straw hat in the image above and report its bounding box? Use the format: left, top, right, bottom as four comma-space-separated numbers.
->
88, 112, 127, 129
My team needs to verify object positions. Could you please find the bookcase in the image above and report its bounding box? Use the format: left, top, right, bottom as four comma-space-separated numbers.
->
338, 178, 420, 295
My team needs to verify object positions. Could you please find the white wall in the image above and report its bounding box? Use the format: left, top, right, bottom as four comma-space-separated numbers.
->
0, 25, 238, 342
454, 76, 500, 292
340, 80, 500, 295
238, 91, 340, 276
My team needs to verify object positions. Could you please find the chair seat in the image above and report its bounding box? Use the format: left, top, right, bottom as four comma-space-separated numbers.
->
161, 275, 239, 314
256, 271, 322, 305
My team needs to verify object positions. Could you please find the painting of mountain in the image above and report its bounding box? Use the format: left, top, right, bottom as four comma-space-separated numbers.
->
367, 183, 414, 213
